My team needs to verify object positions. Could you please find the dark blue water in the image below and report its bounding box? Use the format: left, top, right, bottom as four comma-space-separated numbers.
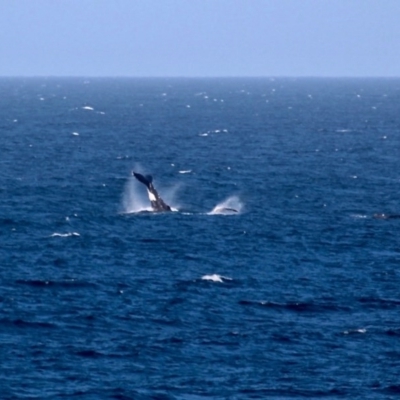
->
1, 77, 400, 399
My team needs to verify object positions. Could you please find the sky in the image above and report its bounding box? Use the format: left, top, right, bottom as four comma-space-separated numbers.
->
1, 0, 399, 77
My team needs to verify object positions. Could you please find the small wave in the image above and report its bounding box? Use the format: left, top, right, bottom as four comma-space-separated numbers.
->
75, 349, 103, 358
82, 106, 94, 110
15, 279, 94, 288
239, 299, 349, 313
343, 328, 367, 335
0, 318, 56, 329
382, 385, 400, 395
178, 170, 192, 174
71, 132, 79, 136
0, 217, 15, 225
358, 296, 400, 309
201, 274, 232, 283
385, 328, 400, 337
198, 129, 228, 137
350, 213, 368, 219
50, 232, 80, 237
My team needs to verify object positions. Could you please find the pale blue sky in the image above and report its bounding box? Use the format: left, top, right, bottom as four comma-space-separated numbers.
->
1, 0, 399, 77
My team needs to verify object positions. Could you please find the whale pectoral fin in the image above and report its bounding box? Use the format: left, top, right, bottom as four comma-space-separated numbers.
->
132, 171, 172, 212
133, 172, 151, 187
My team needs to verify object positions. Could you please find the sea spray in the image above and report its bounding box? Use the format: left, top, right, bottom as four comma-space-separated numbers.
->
208, 196, 244, 215
121, 178, 151, 213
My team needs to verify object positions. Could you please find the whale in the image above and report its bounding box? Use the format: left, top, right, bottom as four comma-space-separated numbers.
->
132, 172, 172, 212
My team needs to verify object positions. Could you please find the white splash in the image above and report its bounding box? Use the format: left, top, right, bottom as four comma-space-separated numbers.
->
201, 274, 232, 283
179, 170, 192, 174
208, 196, 243, 215
122, 178, 152, 213
50, 232, 80, 237
161, 183, 181, 211
72, 132, 79, 136
122, 174, 180, 213
82, 106, 94, 110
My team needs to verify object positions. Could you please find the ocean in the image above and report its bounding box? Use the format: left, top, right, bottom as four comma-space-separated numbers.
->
1, 77, 400, 399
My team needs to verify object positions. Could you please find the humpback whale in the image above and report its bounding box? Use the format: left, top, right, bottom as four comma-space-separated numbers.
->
132, 172, 172, 212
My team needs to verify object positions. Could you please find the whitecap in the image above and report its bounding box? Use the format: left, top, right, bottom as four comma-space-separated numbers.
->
82, 106, 94, 110
179, 170, 192, 174
72, 132, 79, 136
50, 232, 80, 238
201, 274, 232, 283
343, 328, 366, 335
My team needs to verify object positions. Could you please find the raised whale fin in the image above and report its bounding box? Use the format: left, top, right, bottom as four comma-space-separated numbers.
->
132, 171, 172, 212
132, 172, 151, 188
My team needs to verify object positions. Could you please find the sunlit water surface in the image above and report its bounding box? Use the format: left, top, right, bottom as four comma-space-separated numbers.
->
1, 78, 400, 399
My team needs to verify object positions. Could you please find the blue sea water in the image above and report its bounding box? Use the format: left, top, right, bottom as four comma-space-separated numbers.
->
1, 77, 400, 399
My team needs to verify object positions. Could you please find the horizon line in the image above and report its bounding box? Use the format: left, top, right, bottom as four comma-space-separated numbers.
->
0, 75, 400, 79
